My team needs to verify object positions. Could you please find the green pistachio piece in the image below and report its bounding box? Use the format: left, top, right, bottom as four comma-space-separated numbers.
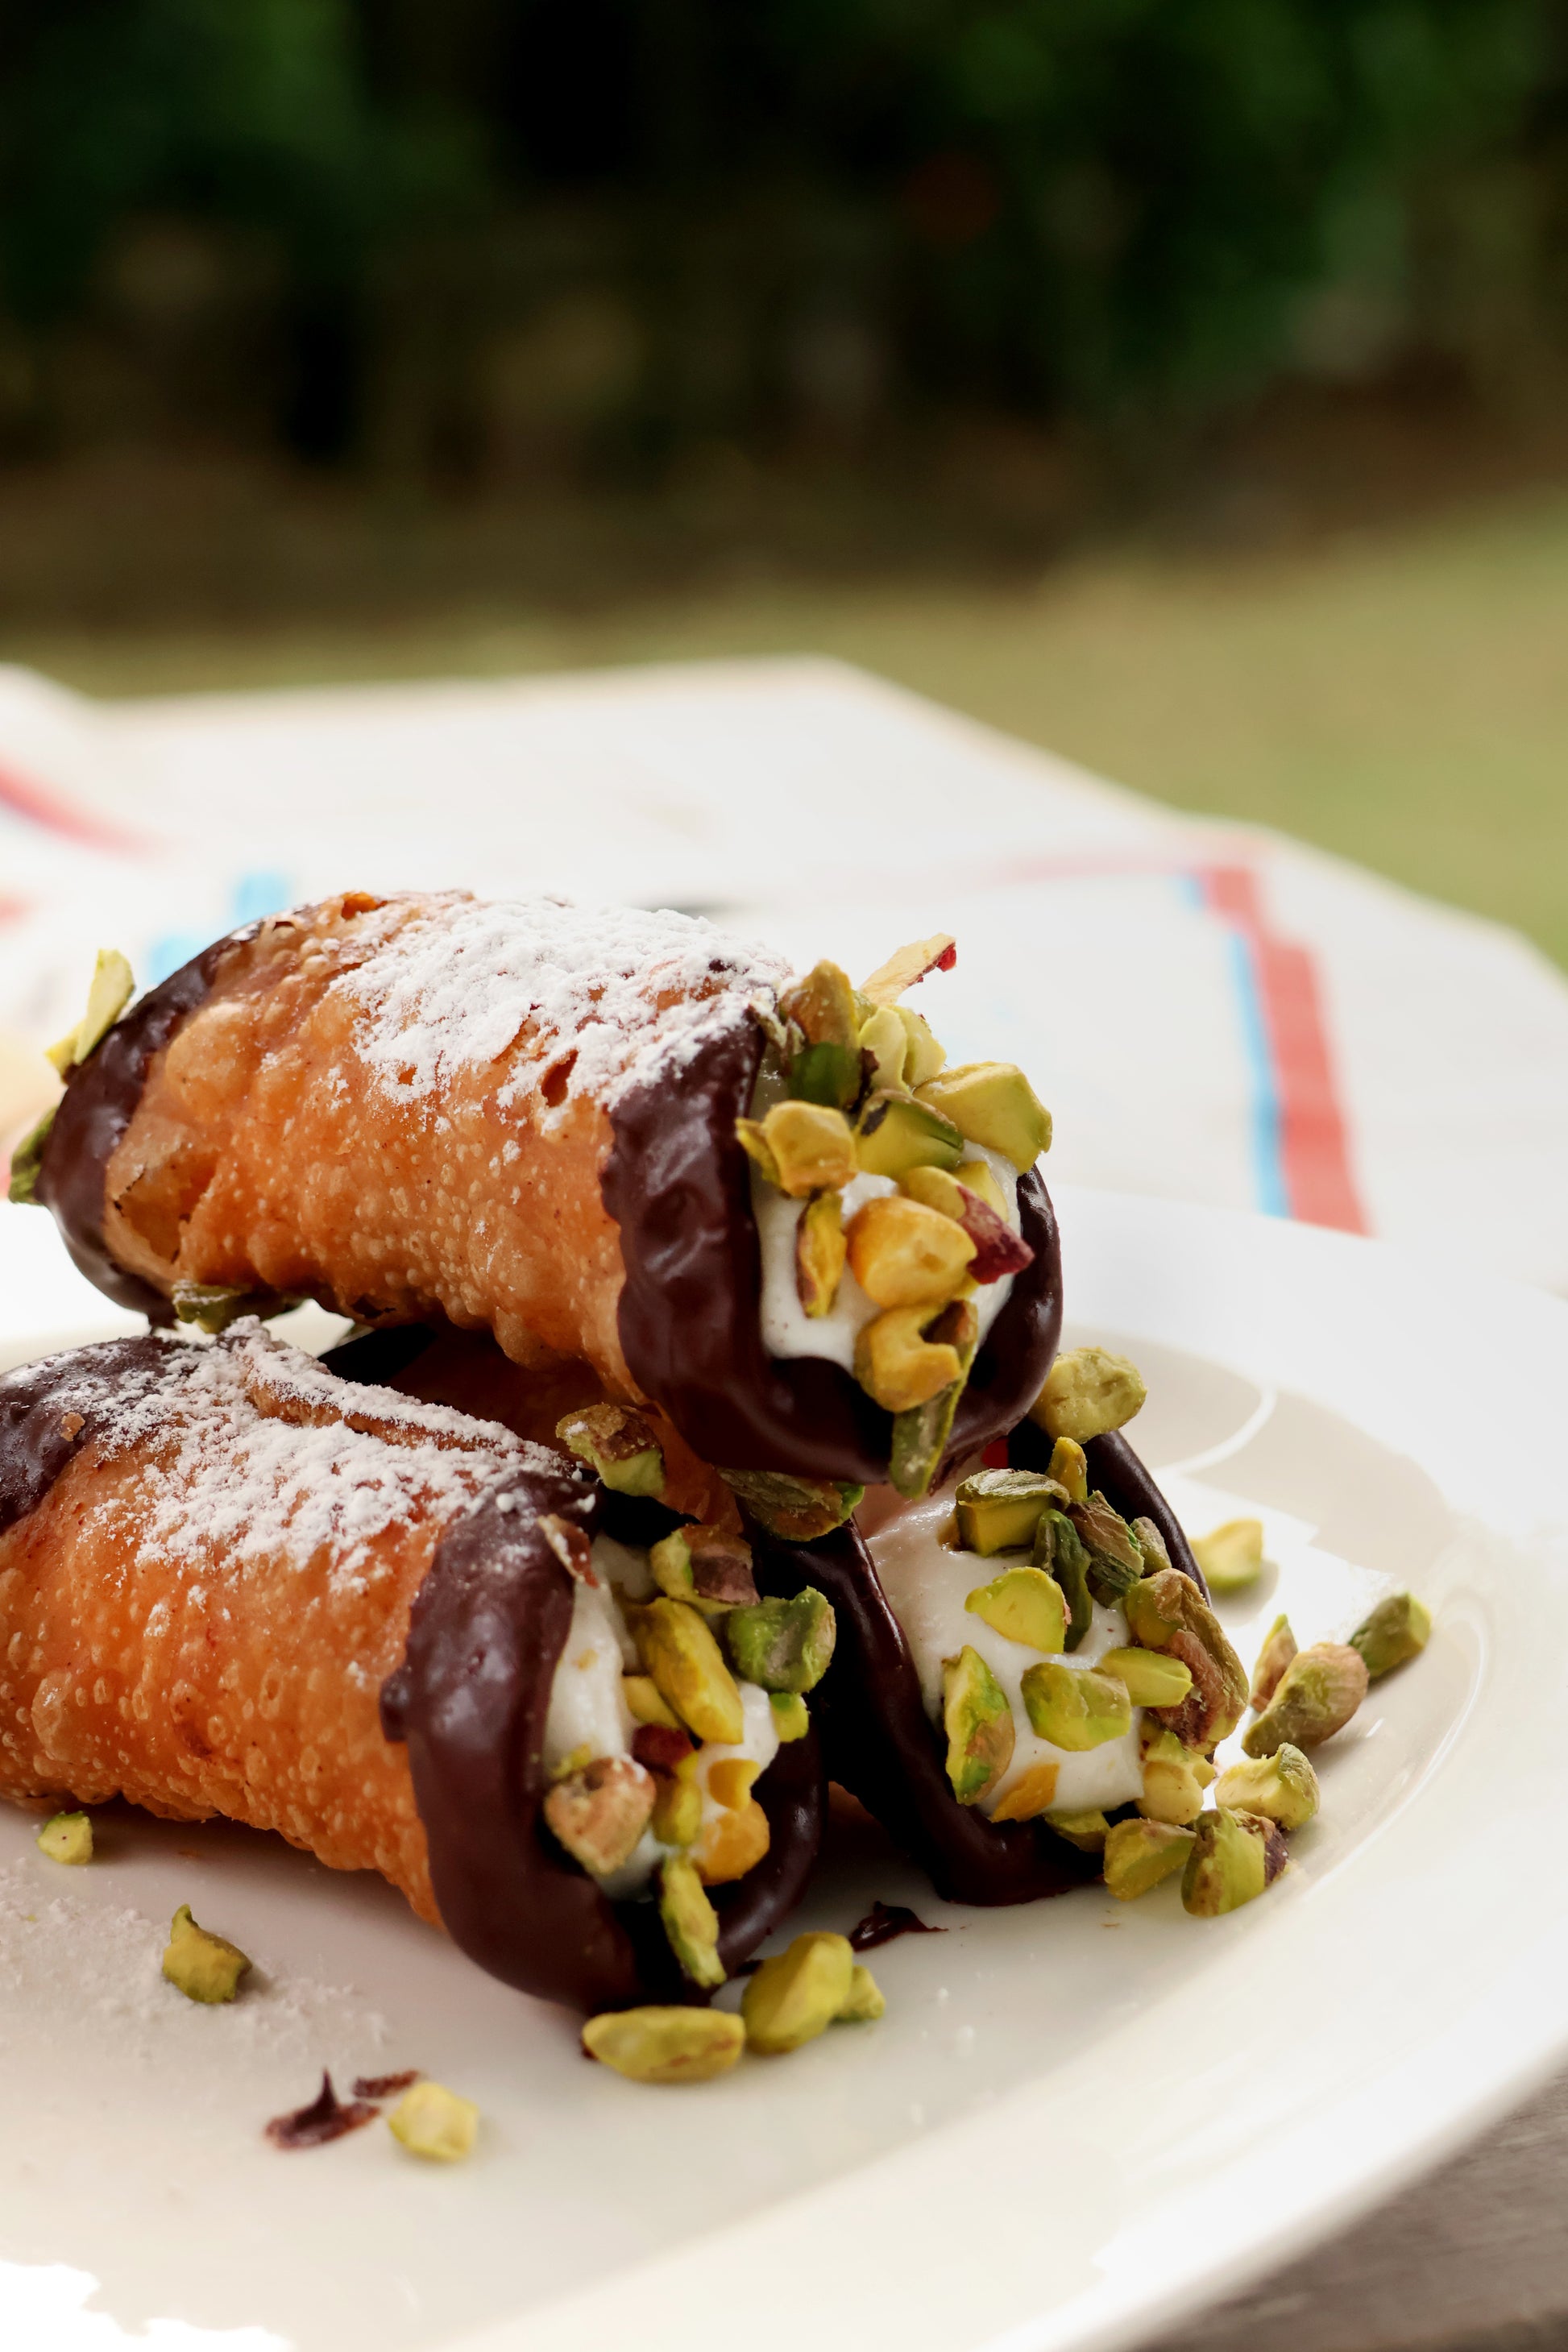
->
651, 1773, 703, 1847
854, 1090, 964, 1180
1130, 1516, 1172, 1574
1215, 1743, 1320, 1831
658, 1856, 726, 1988
964, 1565, 1068, 1653
36, 1810, 92, 1865
914, 1061, 1051, 1171
45, 947, 135, 1076
860, 934, 956, 1006
837, 1962, 886, 2022
749, 1101, 857, 1198
388, 2080, 479, 2160
162, 1904, 252, 2004
649, 1524, 759, 1615
1251, 1612, 1297, 1708
735, 1119, 782, 1187
941, 1645, 1015, 1803
1350, 1591, 1432, 1680
542, 1756, 656, 1877
886, 1299, 977, 1500
953, 1468, 1066, 1557
721, 1588, 836, 1695
1124, 1567, 1250, 1750
582, 2004, 745, 2084
858, 1004, 909, 1092
1032, 1510, 1093, 1650
742, 1931, 855, 2054
633, 1599, 746, 1744
1046, 1808, 1110, 1852
1192, 1516, 1266, 1595
1242, 1642, 1368, 1757
171, 1282, 270, 1335
555, 1403, 666, 1500
1068, 1492, 1144, 1603
1181, 1808, 1288, 1918
795, 1188, 847, 1317
1019, 1661, 1131, 1751
769, 1690, 810, 1742
1031, 1346, 1147, 1446
1047, 1437, 1089, 1504
896, 1006, 948, 1088
719, 1467, 863, 1541
1103, 1817, 1196, 1899
1138, 1727, 1216, 1825
789, 1041, 863, 1109
6, 1104, 56, 1206
1097, 1646, 1194, 1708
781, 960, 859, 1051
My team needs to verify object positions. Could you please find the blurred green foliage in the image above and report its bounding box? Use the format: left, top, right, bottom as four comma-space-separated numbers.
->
0, 0, 1563, 474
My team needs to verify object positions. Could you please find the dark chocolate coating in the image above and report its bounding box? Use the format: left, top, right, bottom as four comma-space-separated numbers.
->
604, 1010, 1064, 1483
0, 1334, 175, 1535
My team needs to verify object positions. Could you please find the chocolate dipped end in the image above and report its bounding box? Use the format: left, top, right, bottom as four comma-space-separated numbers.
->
752, 1518, 1096, 1906
1010, 1421, 1209, 1599
0, 1334, 178, 1535
604, 1013, 1063, 1486
35, 934, 241, 1321
383, 1473, 823, 2014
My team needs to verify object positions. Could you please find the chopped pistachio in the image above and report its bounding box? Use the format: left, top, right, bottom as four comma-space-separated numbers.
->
651, 1773, 703, 1847
543, 1756, 656, 1877
388, 2080, 479, 2161
898, 1164, 969, 1222
1124, 1567, 1250, 1749
1243, 1642, 1368, 1757
658, 1855, 726, 1987
583, 2004, 745, 2084
36, 1810, 92, 1865
735, 1118, 782, 1187
624, 1673, 682, 1731
1138, 1728, 1216, 1825
845, 1194, 975, 1309
555, 1403, 666, 1500
1103, 1818, 1196, 1900
695, 1794, 771, 1885
788, 1041, 863, 1110
886, 1299, 977, 1499
1193, 1516, 1267, 1595
964, 1565, 1068, 1653
6, 1104, 56, 1206
1096, 1646, 1194, 1709
1020, 1661, 1131, 1751
707, 1758, 760, 1813
955, 1158, 1006, 1217
742, 1931, 856, 2054
1047, 1809, 1110, 1852
781, 959, 860, 1048
649, 1525, 759, 1615
718, 1466, 863, 1541
853, 1089, 964, 1180
750, 1100, 857, 1198
550, 1740, 594, 1782
1068, 1491, 1145, 1602
1182, 1808, 1288, 1918
1031, 1346, 1147, 1446
942, 1645, 1015, 1803
45, 947, 135, 1076
1350, 1591, 1433, 1680
856, 1303, 964, 1412
162, 1904, 251, 2004
914, 1061, 1052, 1171
172, 1281, 266, 1336
1047, 1437, 1089, 1505
858, 1003, 910, 1093
988, 1758, 1061, 1822
838, 1962, 886, 2022
1033, 1510, 1093, 1650
1251, 1613, 1297, 1708
860, 933, 956, 1006
633, 1599, 746, 1744
896, 1004, 948, 1088
953, 1467, 1065, 1557
1130, 1516, 1172, 1575
1215, 1744, 1320, 1831
796, 1188, 847, 1317
722, 1587, 836, 1694
769, 1690, 810, 1741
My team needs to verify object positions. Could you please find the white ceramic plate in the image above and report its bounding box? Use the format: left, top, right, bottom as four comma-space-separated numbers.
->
1, 1185, 1566, 2352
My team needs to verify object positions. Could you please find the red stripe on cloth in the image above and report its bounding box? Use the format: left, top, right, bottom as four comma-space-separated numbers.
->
1198, 866, 1367, 1234
0, 757, 143, 851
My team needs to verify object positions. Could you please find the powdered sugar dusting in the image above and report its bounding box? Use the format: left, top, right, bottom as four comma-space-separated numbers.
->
337, 894, 789, 1118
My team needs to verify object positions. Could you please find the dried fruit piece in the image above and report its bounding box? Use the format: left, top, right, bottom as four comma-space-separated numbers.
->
46, 947, 135, 1076
633, 1599, 745, 1744
1047, 1809, 1110, 1852
856, 1304, 963, 1412
796, 1189, 847, 1317
1096, 1647, 1194, 1709
718, 1468, 863, 1541
583, 2005, 745, 2084
964, 1565, 1068, 1653
1020, 1662, 1131, 1751
722, 1588, 836, 1694
1350, 1592, 1432, 1680
1182, 1809, 1288, 1918
543, 1756, 656, 1877
388, 2080, 479, 2162
1103, 1818, 1195, 1900
1124, 1568, 1250, 1750
769, 1691, 810, 1741
742, 1931, 856, 2054
861, 934, 957, 1006
898, 1165, 1033, 1284
1138, 1727, 1217, 1825
954, 1468, 1065, 1557
846, 1195, 975, 1309
658, 1856, 726, 1988
1215, 1744, 1320, 1831
555, 1404, 666, 1500
649, 1525, 759, 1615
162, 1904, 251, 2005
36, 1811, 92, 1865
1033, 1510, 1093, 1650
1251, 1613, 1297, 1708
1192, 1517, 1266, 1595
838, 1963, 886, 2022
854, 1090, 964, 1180
988, 1759, 1060, 1822
1031, 1346, 1147, 1446
915, 1062, 1052, 1171
942, 1646, 1015, 1803
1243, 1643, 1368, 1757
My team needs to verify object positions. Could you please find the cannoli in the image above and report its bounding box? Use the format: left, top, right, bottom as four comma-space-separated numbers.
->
24, 890, 1060, 1500
0, 1325, 823, 2012
750, 1391, 1245, 1907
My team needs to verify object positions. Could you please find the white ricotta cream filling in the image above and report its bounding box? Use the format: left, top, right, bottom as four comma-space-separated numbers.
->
541, 1534, 779, 1899
866, 1488, 1147, 1818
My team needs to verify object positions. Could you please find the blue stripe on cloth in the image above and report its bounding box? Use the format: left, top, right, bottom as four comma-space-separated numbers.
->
1173, 872, 1288, 1219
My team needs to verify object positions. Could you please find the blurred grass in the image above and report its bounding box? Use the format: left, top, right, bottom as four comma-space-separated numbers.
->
13, 487, 1568, 969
